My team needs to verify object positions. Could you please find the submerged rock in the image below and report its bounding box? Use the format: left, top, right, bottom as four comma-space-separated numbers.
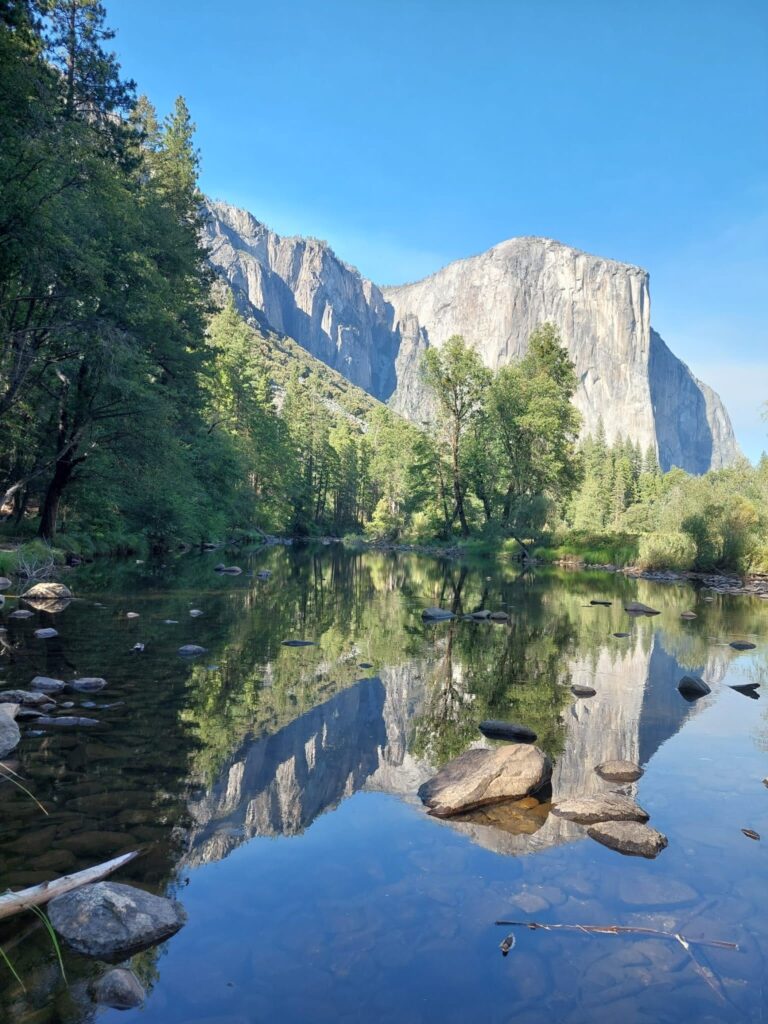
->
571, 684, 597, 697
23, 581, 72, 601
178, 645, 207, 656
590, 600, 612, 606
30, 675, 66, 694
92, 967, 145, 1009
489, 611, 510, 622
478, 720, 537, 743
34, 627, 58, 639
68, 677, 107, 693
677, 675, 711, 700
421, 607, 455, 621
418, 744, 551, 818
281, 639, 315, 647
552, 795, 649, 825
595, 760, 644, 783
9, 609, 33, 619
49, 881, 187, 961
587, 821, 668, 858
624, 601, 660, 616
36, 715, 99, 727
730, 640, 757, 651
612, 632, 630, 639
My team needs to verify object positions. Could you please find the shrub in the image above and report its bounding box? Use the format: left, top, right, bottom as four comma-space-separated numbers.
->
637, 531, 696, 571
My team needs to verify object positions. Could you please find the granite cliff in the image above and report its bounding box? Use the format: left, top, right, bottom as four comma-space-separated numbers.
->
204, 200, 739, 473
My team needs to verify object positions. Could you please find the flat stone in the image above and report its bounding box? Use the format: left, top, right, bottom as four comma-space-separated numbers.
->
218, 566, 242, 575
9, 609, 33, 619
189, 609, 204, 617
488, 611, 510, 622
34, 627, 58, 639
0, 690, 50, 706
281, 639, 315, 647
595, 760, 644, 783
612, 632, 630, 638
590, 600, 612, 606
587, 821, 668, 858
178, 644, 207, 656
421, 607, 455, 621
49, 881, 186, 961
418, 744, 551, 818
36, 716, 99, 727
624, 601, 660, 616
552, 795, 649, 824
23, 582, 72, 601
571, 684, 596, 697
478, 720, 537, 743
680, 611, 697, 619
470, 609, 491, 619
677, 674, 711, 700
730, 640, 756, 651
68, 677, 107, 693
126, 612, 140, 619
92, 967, 145, 1009
30, 676, 66, 694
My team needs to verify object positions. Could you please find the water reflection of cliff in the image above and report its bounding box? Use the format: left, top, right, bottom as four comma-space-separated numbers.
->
184, 631, 722, 866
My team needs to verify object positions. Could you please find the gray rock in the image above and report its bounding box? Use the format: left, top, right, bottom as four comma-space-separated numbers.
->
0, 577, 12, 591
0, 706, 20, 756
30, 675, 66, 694
0, 689, 51, 706
178, 644, 207, 656
624, 601, 660, 616
418, 744, 551, 818
92, 967, 145, 1009
595, 760, 644, 783
488, 611, 510, 622
680, 611, 697, 619
478, 720, 537, 743
189, 609, 204, 618
34, 627, 58, 639
571, 684, 597, 697
36, 716, 99, 727
9, 609, 33, 619
23, 582, 72, 600
677, 674, 711, 700
48, 881, 186, 960
552, 795, 649, 825
204, 199, 739, 473
125, 612, 140, 619
68, 677, 107, 693
587, 821, 668, 858
219, 566, 242, 575
730, 640, 756, 651
421, 607, 455, 621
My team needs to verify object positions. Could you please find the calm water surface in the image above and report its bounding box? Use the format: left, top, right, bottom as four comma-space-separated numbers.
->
0, 547, 766, 1023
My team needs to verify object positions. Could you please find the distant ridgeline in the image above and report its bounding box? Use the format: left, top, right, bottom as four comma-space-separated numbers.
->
203, 198, 740, 475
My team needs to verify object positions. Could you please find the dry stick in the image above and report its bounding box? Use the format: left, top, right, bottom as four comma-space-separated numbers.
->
494, 920, 738, 950
495, 920, 737, 1004
0, 851, 139, 922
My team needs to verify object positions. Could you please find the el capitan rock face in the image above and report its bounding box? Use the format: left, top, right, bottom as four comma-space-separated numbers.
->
203, 200, 739, 473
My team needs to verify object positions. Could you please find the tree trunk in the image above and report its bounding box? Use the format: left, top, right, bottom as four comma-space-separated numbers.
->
451, 432, 469, 537
38, 457, 75, 541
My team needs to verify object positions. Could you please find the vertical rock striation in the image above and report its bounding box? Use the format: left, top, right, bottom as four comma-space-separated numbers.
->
203, 200, 739, 473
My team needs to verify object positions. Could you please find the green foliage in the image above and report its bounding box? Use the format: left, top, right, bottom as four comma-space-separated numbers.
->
637, 531, 697, 571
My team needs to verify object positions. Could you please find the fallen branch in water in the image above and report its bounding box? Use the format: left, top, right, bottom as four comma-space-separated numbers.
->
495, 919, 737, 1002
0, 851, 139, 922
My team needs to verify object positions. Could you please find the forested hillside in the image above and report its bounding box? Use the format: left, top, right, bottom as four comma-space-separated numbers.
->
1, 1, 765, 576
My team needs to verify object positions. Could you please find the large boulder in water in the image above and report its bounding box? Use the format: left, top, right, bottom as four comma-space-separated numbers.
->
422, 607, 455, 621
418, 745, 551, 818
23, 581, 72, 601
677, 675, 711, 700
552, 795, 649, 824
30, 675, 66, 694
587, 821, 668, 858
624, 601, 660, 616
0, 705, 20, 757
48, 881, 186, 961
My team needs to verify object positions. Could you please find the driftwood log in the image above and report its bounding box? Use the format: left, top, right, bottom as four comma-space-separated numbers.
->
0, 851, 138, 922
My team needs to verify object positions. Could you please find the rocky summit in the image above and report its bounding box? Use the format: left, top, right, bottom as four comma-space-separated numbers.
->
204, 199, 740, 474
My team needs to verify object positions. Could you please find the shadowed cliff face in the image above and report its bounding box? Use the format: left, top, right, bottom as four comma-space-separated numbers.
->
204, 199, 739, 474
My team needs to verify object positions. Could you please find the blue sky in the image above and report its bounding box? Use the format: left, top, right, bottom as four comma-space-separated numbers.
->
108, 0, 767, 459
